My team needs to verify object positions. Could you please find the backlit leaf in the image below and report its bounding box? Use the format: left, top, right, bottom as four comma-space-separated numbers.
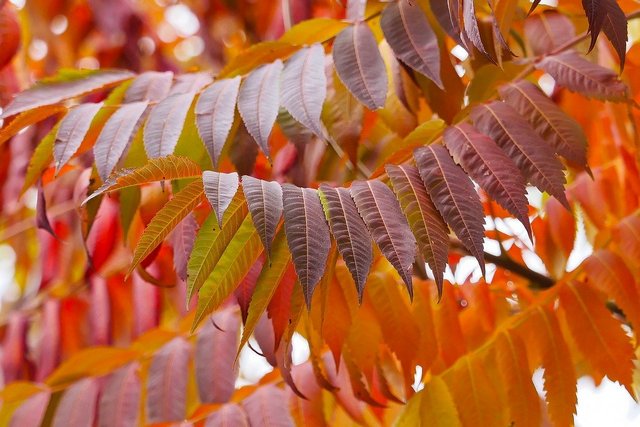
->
444, 123, 531, 237
129, 178, 205, 274
318, 184, 372, 301
350, 180, 416, 295
583, 250, 640, 329
414, 144, 485, 274
462, 0, 493, 62
558, 281, 634, 393
146, 337, 190, 423
124, 71, 173, 103
281, 44, 327, 138
171, 213, 199, 282
237, 232, 291, 356
0, 104, 65, 146
195, 77, 241, 167
193, 215, 262, 329
241, 176, 283, 258
395, 377, 461, 427
186, 195, 248, 303
381, 0, 442, 88
237, 60, 283, 158
471, 101, 569, 208
54, 102, 103, 172
84, 155, 202, 203
333, 23, 388, 110
499, 80, 588, 170
203, 171, 240, 228
536, 52, 628, 101
386, 164, 449, 297
94, 101, 148, 180
1, 69, 133, 119
282, 184, 331, 307
8, 391, 50, 427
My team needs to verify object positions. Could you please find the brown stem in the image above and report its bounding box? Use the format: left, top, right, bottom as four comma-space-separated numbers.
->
450, 239, 555, 288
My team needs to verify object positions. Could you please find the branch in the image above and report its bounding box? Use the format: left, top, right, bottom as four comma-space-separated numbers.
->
450, 239, 555, 289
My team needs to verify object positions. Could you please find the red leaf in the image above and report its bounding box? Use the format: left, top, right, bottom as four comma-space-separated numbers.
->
98, 363, 141, 427
146, 337, 190, 423
203, 171, 240, 228
381, 0, 442, 88
282, 184, 331, 307
235, 256, 265, 323
205, 403, 249, 427
9, 391, 50, 427
171, 213, 199, 282
318, 184, 373, 301
524, 11, 576, 56
333, 23, 388, 110
36, 300, 60, 381
471, 101, 569, 208
195, 77, 241, 167
0, 4, 20, 70
36, 182, 57, 239
241, 176, 283, 259
386, 164, 449, 297
195, 308, 240, 403
52, 378, 100, 427
429, 0, 463, 45
414, 144, 485, 274
350, 180, 416, 296
462, 0, 493, 62
444, 123, 531, 238
602, 0, 628, 69
237, 60, 283, 159
242, 385, 295, 427
536, 51, 628, 101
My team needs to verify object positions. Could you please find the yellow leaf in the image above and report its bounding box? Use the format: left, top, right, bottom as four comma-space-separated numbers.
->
45, 347, 139, 388
279, 18, 349, 46
395, 377, 461, 427
129, 178, 205, 274
443, 354, 506, 427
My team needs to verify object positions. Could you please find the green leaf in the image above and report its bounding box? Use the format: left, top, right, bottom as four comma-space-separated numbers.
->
187, 193, 248, 303
237, 231, 292, 358
192, 215, 263, 330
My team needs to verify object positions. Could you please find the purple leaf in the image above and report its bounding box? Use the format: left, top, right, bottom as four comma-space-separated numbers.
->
319, 184, 373, 301
499, 80, 588, 170
54, 102, 103, 172
536, 51, 628, 102
52, 378, 100, 427
462, 0, 494, 62
444, 123, 531, 238
9, 391, 50, 427
124, 71, 173, 103
205, 403, 249, 427
524, 11, 576, 56
381, 0, 442, 88
241, 176, 283, 258
242, 385, 295, 427
170, 71, 213, 95
333, 23, 388, 110
203, 171, 240, 228
195, 308, 241, 403
99, 363, 141, 427
414, 144, 486, 274
386, 164, 449, 298
350, 180, 416, 296
94, 101, 148, 180
146, 337, 191, 423
36, 181, 57, 239
171, 213, 199, 281
471, 101, 569, 208
282, 184, 331, 307
195, 77, 241, 167
143, 92, 196, 158
281, 44, 327, 138
237, 60, 283, 159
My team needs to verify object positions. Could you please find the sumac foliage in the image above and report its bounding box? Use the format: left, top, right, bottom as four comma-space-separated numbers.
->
1, 0, 640, 425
